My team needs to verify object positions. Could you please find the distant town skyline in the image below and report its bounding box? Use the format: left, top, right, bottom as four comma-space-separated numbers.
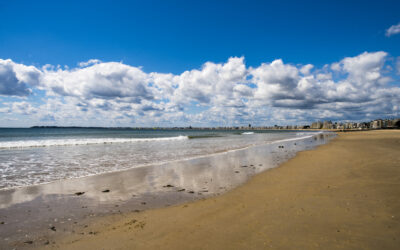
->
1, 0, 400, 127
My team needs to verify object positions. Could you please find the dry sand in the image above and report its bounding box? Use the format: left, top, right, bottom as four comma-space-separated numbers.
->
44, 130, 400, 249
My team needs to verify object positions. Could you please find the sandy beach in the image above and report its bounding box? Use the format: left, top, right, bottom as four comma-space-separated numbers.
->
38, 130, 400, 249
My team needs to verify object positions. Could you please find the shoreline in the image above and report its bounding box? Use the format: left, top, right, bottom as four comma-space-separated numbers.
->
0, 132, 333, 248
0, 132, 322, 192
43, 130, 400, 249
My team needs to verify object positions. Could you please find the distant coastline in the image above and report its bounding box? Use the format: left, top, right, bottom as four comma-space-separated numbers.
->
28, 117, 400, 131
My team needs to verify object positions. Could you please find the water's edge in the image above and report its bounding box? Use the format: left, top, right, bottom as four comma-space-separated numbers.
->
0, 132, 335, 248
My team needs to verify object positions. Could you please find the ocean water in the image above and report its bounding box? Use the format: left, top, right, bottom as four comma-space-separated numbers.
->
0, 128, 321, 190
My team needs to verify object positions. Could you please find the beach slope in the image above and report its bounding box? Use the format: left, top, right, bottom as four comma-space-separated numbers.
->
46, 130, 400, 249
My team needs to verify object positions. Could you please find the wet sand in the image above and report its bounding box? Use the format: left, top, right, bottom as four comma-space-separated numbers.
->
41, 130, 400, 249
0, 132, 332, 248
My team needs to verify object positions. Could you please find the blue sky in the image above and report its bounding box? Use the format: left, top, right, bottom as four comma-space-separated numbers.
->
0, 0, 399, 127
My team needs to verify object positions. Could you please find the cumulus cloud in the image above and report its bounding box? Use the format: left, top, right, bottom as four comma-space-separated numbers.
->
171, 57, 249, 108
1, 51, 399, 126
337, 51, 387, 86
0, 101, 38, 115
386, 22, 400, 37
250, 51, 399, 118
300, 64, 313, 75
41, 62, 154, 102
78, 59, 102, 67
0, 59, 41, 96
251, 59, 300, 102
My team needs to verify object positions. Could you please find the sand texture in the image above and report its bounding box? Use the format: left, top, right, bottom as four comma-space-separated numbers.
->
43, 130, 400, 249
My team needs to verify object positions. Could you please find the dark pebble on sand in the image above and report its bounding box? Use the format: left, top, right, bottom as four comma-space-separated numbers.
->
44, 241, 50, 245
163, 184, 174, 188
75, 192, 85, 196
24, 240, 33, 244
50, 226, 56, 231
235, 171, 240, 173
177, 189, 185, 192
241, 165, 248, 168
141, 202, 146, 205
188, 191, 195, 194
0, 221, 4, 224
102, 189, 110, 193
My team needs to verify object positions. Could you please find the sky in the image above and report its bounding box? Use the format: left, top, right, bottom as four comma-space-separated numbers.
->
0, 0, 399, 127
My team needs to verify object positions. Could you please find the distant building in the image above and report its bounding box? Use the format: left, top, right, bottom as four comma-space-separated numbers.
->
322, 121, 333, 129
372, 119, 383, 129
311, 121, 323, 129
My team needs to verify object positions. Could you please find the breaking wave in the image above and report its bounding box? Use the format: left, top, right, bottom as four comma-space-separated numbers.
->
242, 132, 254, 135
0, 135, 189, 149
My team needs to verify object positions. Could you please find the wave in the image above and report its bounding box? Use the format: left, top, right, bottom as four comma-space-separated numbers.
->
241, 132, 254, 135
296, 132, 321, 136
188, 134, 222, 139
0, 135, 188, 149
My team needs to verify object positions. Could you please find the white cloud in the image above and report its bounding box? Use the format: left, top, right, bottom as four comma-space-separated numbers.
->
251, 59, 299, 101
300, 64, 313, 75
338, 51, 387, 86
330, 62, 341, 71
0, 51, 399, 126
78, 59, 102, 67
41, 62, 154, 102
386, 22, 400, 37
0, 59, 41, 96
0, 101, 38, 115
247, 51, 398, 120
171, 57, 248, 107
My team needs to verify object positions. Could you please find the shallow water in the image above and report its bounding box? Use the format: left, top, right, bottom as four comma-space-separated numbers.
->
0, 131, 335, 248
0, 128, 320, 190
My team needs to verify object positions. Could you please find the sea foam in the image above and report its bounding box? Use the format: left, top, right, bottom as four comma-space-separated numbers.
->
0, 135, 188, 149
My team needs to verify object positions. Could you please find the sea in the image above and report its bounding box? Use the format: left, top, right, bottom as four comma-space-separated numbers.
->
0, 128, 324, 190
